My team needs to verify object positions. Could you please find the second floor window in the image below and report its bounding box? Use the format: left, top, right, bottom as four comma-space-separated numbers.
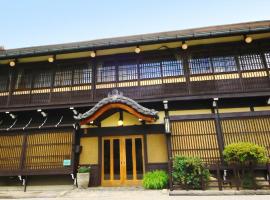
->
238, 54, 264, 70
54, 68, 72, 87
162, 60, 183, 77
189, 58, 212, 74
118, 63, 138, 81
0, 71, 9, 92
14, 69, 32, 90
140, 61, 161, 79
265, 52, 270, 68
212, 56, 237, 73
97, 64, 116, 83
33, 70, 52, 88
73, 65, 92, 85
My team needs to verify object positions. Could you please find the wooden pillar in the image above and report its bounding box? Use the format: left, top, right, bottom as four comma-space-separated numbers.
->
7, 67, 15, 106
143, 131, 149, 172
213, 101, 225, 164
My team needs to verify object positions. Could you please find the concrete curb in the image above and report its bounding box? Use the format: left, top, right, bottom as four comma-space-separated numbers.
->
169, 190, 270, 196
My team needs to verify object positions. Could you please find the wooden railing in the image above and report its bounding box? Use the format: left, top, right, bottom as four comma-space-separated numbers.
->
0, 47, 270, 109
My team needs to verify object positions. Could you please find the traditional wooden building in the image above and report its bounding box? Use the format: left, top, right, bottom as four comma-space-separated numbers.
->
0, 20, 270, 188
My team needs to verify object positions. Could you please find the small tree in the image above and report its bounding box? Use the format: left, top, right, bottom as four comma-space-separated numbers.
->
223, 142, 268, 189
172, 156, 210, 189
223, 142, 268, 166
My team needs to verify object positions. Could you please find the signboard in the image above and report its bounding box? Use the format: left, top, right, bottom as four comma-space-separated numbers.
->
63, 159, 71, 166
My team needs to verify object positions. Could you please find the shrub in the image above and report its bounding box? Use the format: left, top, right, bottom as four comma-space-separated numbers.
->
242, 172, 255, 189
223, 142, 268, 165
143, 170, 168, 189
78, 166, 91, 173
172, 156, 210, 189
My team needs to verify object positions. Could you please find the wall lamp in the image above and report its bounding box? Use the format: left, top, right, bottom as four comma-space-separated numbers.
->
48, 55, 55, 63
118, 111, 124, 126
267, 97, 270, 105
37, 109, 47, 118
163, 100, 168, 110
9, 60, 16, 67
70, 107, 78, 115
135, 46, 141, 54
90, 51, 96, 58
6, 111, 16, 119
244, 35, 253, 44
163, 100, 171, 134
181, 41, 188, 50
212, 97, 219, 108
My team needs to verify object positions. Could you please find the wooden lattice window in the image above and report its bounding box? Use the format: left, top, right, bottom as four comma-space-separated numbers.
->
73, 64, 92, 85
54, 67, 72, 87
189, 57, 212, 74
162, 60, 183, 77
97, 63, 116, 83
140, 60, 161, 79
14, 69, 32, 90
265, 52, 270, 68
118, 61, 138, 81
0, 71, 9, 92
212, 56, 237, 73
238, 54, 264, 71
33, 70, 52, 88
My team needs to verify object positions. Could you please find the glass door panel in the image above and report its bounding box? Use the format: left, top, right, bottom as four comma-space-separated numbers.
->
125, 138, 133, 180
135, 138, 144, 180
103, 139, 110, 180
113, 139, 120, 180
102, 136, 144, 186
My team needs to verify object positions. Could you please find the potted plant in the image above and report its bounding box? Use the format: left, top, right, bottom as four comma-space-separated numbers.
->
77, 166, 91, 189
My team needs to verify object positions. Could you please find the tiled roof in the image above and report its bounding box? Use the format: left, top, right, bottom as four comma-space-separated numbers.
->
75, 89, 159, 121
1, 20, 270, 59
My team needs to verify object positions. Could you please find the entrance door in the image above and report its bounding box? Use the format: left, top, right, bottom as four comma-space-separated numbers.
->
102, 135, 144, 186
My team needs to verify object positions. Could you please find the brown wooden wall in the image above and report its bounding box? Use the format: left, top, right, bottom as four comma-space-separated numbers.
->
170, 111, 270, 164
0, 129, 75, 176
171, 120, 220, 164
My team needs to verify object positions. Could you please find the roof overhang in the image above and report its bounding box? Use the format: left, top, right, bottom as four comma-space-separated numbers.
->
76, 90, 159, 125
1, 20, 270, 63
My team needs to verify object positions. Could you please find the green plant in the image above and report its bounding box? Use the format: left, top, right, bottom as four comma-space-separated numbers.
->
242, 172, 255, 189
78, 166, 91, 173
223, 142, 268, 165
172, 156, 210, 189
142, 170, 168, 189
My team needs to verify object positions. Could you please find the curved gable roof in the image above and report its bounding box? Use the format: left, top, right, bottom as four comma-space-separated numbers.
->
76, 90, 159, 125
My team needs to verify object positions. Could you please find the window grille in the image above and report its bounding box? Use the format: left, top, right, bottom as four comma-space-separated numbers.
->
73, 65, 92, 85
162, 60, 183, 77
189, 58, 212, 74
97, 64, 116, 83
14, 69, 32, 90
0, 72, 9, 92
33, 70, 52, 88
54, 68, 72, 87
238, 54, 264, 70
265, 52, 270, 68
118, 62, 138, 81
212, 56, 237, 73
140, 61, 161, 79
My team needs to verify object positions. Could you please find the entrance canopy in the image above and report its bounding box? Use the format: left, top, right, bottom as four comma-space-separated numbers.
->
76, 90, 159, 125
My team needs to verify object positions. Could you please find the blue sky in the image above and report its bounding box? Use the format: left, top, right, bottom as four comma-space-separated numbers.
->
1, 0, 270, 49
